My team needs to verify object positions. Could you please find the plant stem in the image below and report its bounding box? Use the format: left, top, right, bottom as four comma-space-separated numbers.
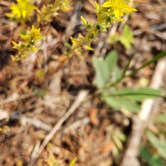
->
109, 54, 135, 87
126, 51, 166, 77
108, 51, 166, 87
109, 92, 165, 98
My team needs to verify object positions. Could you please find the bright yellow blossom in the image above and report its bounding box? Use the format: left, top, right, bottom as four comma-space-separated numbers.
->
6, 0, 36, 22
12, 26, 43, 61
102, 0, 136, 21
19, 26, 43, 42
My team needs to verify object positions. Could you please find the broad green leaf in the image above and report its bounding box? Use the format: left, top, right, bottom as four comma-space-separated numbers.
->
106, 51, 121, 83
92, 57, 110, 88
105, 51, 118, 74
119, 25, 134, 49
103, 95, 140, 112
140, 146, 165, 166
111, 66, 122, 83
155, 113, 166, 124
110, 88, 161, 101
92, 51, 118, 88
147, 132, 166, 159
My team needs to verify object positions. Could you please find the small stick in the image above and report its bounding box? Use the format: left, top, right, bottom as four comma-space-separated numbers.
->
63, 117, 90, 133
21, 116, 51, 131
0, 93, 34, 106
29, 90, 88, 166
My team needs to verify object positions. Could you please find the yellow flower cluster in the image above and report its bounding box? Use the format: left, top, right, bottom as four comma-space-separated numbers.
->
19, 26, 43, 43
12, 26, 43, 61
6, 0, 36, 22
70, 0, 136, 55
102, 0, 136, 21
6, 0, 71, 61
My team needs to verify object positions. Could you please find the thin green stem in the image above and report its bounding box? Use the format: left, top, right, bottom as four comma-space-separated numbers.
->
107, 51, 166, 88
108, 54, 135, 87
126, 51, 166, 77
109, 92, 165, 98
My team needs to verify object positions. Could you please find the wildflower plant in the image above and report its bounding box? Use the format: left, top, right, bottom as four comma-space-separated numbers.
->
5, 1, 166, 165
37, 0, 71, 24
92, 51, 166, 112
7, 0, 136, 60
69, 0, 136, 56
6, 0, 166, 110
7, 0, 71, 61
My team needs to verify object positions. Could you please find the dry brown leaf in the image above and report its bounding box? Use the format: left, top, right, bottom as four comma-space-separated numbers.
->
100, 142, 114, 153
89, 108, 99, 126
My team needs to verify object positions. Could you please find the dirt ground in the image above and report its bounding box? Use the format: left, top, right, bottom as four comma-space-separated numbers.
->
0, 0, 166, 166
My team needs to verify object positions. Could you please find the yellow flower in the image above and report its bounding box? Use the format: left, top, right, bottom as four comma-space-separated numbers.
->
12, 26, 43, 61
60, 0, 71, 11
102, 0, 136, 21
6, 0, 36, 22
20, 26, 43, 42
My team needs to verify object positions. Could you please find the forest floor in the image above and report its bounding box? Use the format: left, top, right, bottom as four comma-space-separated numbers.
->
0, 0, 166, 166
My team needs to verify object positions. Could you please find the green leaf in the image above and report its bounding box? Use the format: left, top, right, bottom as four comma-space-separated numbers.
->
101, 87, 161, 112
92, 57, 109, 88
105, 51, 118, 74
140, 146, 151, 163
119, 25, 134, 49
110, 88, 162, 101
140, 146, 165, 166
103, 95, 140, 112
155, 113, 166, 124
147, 132, 166, 160
111, 66, 122, 83
92, 50, 118, 88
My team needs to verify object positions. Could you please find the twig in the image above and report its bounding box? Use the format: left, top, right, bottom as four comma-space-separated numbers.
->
30, 141, 41, 164
0, 109, 51, 131
120, 57, 166, 166
29, 90, 88, 166
63, 117, 90, 133
21, 116, 51, 131
63, 0, 82, 40
0, 93, 34, 106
